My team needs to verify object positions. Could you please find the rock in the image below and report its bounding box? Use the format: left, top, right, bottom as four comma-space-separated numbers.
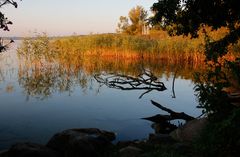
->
119, 146, 143, 157
0, 150, 8, 156
170, 118, 208, 142
148, 133, 176, 144
0, 143, 60, 157
117, 140, 138, 148
46, 128, 116, 157
117, 140, 146, 149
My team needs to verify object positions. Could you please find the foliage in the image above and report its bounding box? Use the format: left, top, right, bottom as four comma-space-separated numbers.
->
17, 33, 52, 61
151, 0, 240, 61
194, 65, 233, 116
116, 6, 148, 35
116, 16, 129, 34
140, 144, 192, 157
151, 1, 240, 156
151, 0, 240, 36
0, 0, 18, 31
151, 0, 240, 109
194, 108, 240, 157
0, 0, 19, 52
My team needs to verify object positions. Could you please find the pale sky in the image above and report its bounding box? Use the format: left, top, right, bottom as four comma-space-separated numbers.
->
1, 0, 157, 37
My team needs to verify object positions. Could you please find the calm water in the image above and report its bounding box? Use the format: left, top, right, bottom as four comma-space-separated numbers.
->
0, 41, 201, 149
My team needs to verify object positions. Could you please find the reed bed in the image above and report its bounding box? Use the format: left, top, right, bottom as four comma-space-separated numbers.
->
18, 28, 240, 69
48, 33, 208, 66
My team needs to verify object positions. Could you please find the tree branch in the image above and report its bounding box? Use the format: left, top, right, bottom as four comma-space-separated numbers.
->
151, 100, 195, 121
94, 69, 167, 98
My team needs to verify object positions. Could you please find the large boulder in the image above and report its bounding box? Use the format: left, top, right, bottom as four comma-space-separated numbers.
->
170, 118, 208, 142
46, 128, 116, 157
0, 143, 60, 157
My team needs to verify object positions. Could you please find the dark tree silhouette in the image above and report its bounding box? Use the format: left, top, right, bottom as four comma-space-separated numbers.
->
151, 1, 240, 156
0, 0, 19, 52
151, 0, 240, 112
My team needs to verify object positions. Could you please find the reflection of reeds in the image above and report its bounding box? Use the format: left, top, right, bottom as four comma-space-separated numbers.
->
16, 28, 240, 99
18, 54, 202, 99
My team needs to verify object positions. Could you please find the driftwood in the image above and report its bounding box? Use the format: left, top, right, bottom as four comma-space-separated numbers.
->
150, 100, 195, 121
143, 100, 195, 134
94, 69, 195, 134
94, 70, 167, 99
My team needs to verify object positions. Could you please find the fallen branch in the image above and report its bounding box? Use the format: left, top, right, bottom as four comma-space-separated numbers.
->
151, 100, 195, 121
94, 69, 167, 99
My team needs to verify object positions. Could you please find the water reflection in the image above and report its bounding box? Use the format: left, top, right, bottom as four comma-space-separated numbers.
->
17, 53, 201, 100
18, 63, 89, 100
95, 69, 167, 99
0, 43, 202, 149
0, 47, 18, 95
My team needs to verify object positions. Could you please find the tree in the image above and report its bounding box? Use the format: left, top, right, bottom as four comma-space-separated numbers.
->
151, 1, 240, 156
0, 0, 19, 52
116, 5, 148, 35
151, 0, 240, 61
116, 16, 129, 34
151, 0, 240, 112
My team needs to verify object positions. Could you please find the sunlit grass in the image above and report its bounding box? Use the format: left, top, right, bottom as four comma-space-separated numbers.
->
17, 28, 240, 76
49, 33, 206, 65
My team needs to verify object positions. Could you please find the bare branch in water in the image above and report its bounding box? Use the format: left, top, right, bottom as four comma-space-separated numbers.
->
151, 100, 195, 121
94, 69, 167, 99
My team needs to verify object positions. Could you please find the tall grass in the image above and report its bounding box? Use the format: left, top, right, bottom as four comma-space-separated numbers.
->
18, 27, 240, 69
49, 33, 206, 65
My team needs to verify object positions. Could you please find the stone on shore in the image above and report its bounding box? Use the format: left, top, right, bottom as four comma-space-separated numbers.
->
0, 143, 60, 157
46, 128, 116, 157
170, 118, 208, 142
119, 146, 143, 157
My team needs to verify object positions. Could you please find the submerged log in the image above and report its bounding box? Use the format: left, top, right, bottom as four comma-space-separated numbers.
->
150, 100, 195, 121
142, 114, 178, 134
143, 100, 195, 134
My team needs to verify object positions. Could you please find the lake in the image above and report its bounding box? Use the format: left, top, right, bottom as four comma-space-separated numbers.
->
0, 41, 201, 149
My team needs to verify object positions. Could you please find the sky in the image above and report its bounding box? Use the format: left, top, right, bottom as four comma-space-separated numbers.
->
1, 0, 157, 37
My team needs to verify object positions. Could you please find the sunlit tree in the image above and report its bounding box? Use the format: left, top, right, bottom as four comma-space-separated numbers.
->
117, 6, 148, 35
116, 16, 129, 34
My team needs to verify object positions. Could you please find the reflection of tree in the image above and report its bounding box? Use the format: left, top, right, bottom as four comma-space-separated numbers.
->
18, 61, 92, 100
17, 36, 202, 100
94, 69, 167, 99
